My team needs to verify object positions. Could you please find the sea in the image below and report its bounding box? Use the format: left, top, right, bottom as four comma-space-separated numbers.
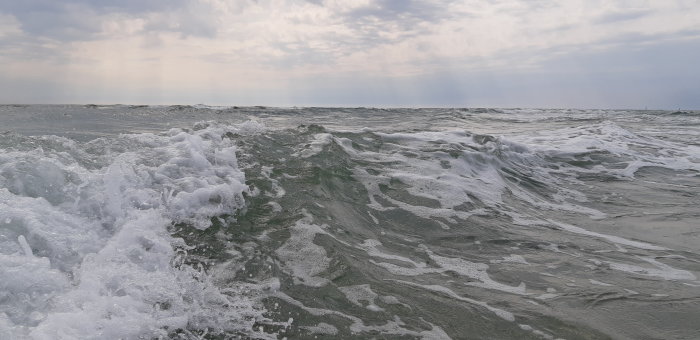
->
0, 105, 698, 340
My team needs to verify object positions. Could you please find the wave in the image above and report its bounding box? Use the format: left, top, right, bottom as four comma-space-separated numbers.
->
0, 122, 272, 339
1, 113, 698, 339
228, 122, 698, 338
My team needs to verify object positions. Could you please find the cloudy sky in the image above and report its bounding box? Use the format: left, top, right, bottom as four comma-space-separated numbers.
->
1, 0, 698, 108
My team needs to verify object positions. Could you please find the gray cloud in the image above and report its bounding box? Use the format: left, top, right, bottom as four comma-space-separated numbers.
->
268, 33, 700, 108
346, 0, 454, 22
1, 0, 698, 108
595, 28, 700, 48
256, 0, 463, 69
0, 0, 210, 41
0, 3, 99, 40
0, 0, 185, 14
595, 9, 651, 24
343, 0, 459, 36
301, 0, 461, 50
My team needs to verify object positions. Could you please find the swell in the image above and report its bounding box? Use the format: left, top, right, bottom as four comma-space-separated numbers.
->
2, 117, 699, 339
229, 123, 698, 339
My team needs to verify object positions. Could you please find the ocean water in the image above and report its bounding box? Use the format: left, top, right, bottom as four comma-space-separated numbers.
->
0, 105, 699, 340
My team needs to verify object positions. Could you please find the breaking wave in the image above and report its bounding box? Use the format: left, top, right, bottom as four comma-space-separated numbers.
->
1, 106, 699, 339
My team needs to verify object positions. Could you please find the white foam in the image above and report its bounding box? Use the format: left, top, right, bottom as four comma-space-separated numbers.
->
491, 254, 529, 265
266, 201, 283, 213
535, 293, 559, 300
424, 247, 527, 295
261, 166, 286, 198
349, 315, 452, 339
16, 235, 33, 257
589, 279, 614, 287
273, 292, 449, 339
390, 280, 515, 322
360, 240, 526, 295
367, 210, 379, 224
0, 122, 267, 338
518, 323, 559, 340
275, 213, 332, 287
332, 129, 611, 235
603, 256, 696, 281
293, 133, 333, 158
302, 322, 338, 335
511, 121, 700, 177
338, 284, 384, 312
378, 295, 407, 307
548, 220, 667, 251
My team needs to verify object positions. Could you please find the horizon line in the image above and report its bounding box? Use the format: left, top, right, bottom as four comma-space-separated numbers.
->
2, 103, 696, 112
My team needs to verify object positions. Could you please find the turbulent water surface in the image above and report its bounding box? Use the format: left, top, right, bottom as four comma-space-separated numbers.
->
1, 105, 699, 340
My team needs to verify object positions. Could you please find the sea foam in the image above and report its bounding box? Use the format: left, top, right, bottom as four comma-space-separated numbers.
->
0, 122, 266, 339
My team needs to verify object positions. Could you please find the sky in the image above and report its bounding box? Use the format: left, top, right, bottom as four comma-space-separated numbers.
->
0, 0, 699, 108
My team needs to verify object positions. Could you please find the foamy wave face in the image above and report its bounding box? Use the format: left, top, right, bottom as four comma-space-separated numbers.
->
338, 122, 700, 229
0, 122, 268, 339
511, 121, 700, 177
332, 129, 603, 228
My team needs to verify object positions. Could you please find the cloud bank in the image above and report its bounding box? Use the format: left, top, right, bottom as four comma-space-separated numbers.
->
1, 0, 699, 108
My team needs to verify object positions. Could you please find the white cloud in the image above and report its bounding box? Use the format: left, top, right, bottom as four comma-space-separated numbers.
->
0, 13, 22, 39
0, 0, 699, 106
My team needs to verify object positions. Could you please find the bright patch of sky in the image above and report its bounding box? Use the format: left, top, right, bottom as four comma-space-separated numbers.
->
1, 0, 698, 108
